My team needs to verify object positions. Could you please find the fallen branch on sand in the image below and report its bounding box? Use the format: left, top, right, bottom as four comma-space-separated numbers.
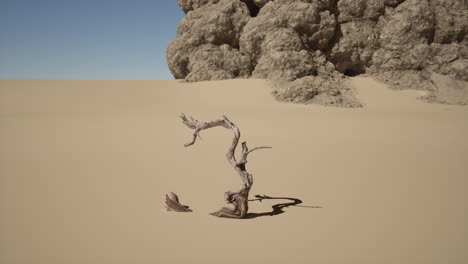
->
165, 192, 192, 212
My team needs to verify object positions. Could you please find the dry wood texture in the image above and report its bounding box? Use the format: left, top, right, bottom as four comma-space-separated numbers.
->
180, 114, 271, 218
165, 192, 192, 212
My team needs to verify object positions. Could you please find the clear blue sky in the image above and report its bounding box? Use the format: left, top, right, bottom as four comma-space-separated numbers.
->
0, 0, 185, 79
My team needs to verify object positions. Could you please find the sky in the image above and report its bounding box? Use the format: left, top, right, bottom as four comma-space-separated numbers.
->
0, 0, 185, 79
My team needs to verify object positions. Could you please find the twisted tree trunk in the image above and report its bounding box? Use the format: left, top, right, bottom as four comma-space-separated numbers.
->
180, 114, 271, 218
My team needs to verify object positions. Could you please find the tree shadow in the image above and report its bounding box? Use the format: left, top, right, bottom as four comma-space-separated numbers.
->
244, 194, 321, 219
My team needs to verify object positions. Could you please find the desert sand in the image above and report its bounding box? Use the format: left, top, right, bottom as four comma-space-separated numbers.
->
1, 77, 467, 264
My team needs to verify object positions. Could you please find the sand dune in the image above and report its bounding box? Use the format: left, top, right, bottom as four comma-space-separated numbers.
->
1, 77, 467, 264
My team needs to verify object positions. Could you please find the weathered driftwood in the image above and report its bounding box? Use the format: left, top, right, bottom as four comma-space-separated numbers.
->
165, 192, 192, 212
181, 114, 271, 218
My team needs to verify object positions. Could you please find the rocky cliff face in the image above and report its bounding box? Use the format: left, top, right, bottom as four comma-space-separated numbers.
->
167, 0, 468, 106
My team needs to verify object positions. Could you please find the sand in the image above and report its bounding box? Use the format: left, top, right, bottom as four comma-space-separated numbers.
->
1, 77, 467, 264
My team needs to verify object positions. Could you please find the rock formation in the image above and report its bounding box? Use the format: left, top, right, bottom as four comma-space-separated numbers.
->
167, 0, 468, 106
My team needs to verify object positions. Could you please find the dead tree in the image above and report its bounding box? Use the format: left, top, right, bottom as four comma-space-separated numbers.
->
180, 114, 271, 218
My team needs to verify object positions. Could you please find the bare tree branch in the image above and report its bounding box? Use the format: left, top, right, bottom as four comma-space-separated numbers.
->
237, 142, 272, 166
247, 146, 273, 155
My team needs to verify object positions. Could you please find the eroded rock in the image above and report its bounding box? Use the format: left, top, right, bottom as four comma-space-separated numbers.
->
167, 0, 468, 106
167, 0, 250, 80
272, 75, 362, 107
186, 44, 251, 81
330, 20, 379, 74
337, 0, 384, 23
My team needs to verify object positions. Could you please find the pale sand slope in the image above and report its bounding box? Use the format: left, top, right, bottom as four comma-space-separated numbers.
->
1, 77, 467, 264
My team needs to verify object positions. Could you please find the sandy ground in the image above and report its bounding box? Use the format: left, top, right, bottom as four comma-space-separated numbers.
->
1, 77, 467, 264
